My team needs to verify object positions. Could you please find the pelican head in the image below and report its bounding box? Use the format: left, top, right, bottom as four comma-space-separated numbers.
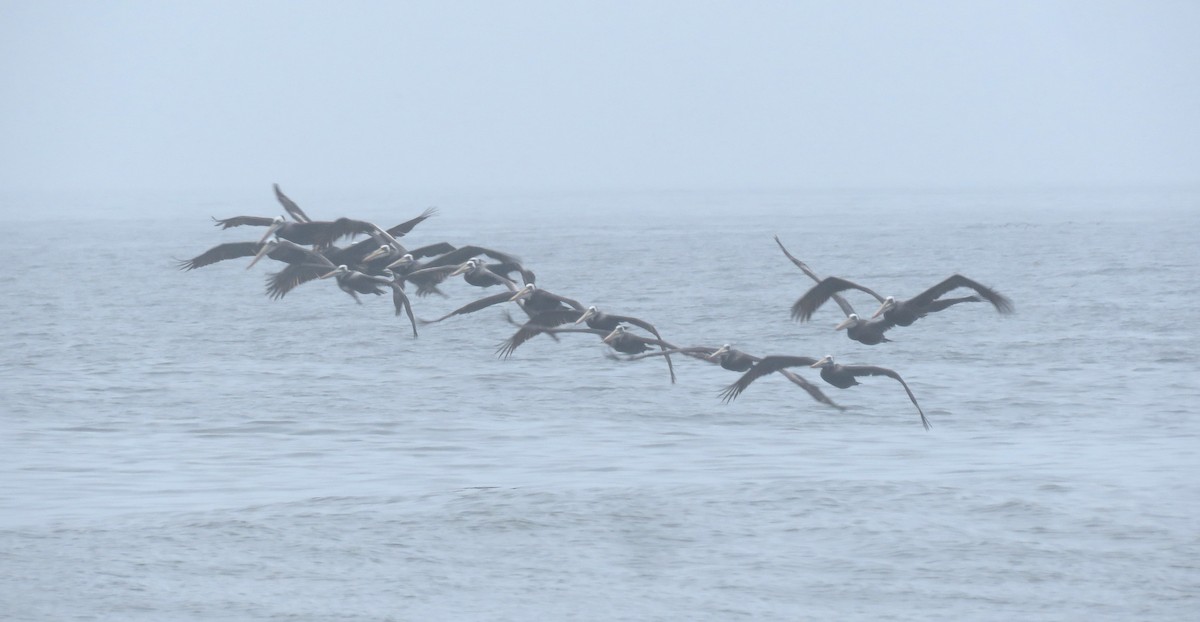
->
385, 253, 415, 270
707, 344, 732, 360
509, 283, 536, 302
255, 216, 287, 245
245, 239, 278, 270
602, 325, 627, 344
449, 258, 479, 277
575, 305, 599, 325
362, 244, 394, 263
871, 296, 897, 319
834, 314, 860, 331
319, 265, 351, 280
810, 354, 835, 369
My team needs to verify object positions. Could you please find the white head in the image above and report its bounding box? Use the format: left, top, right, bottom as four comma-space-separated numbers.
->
834, 314, 859, 331
602, 325, 627, 343
707, 344, 732, 360
810, 354, 835, 369
509, 283, 536, 301
575, 306, 599, 324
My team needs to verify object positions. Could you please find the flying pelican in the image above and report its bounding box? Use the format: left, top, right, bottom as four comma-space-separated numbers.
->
615, 344, 842, 409
775, 236, 895, 346
376, 247, 535, 294
496, 306, 674, 379
261, 210, 448, 299
523, 325, 677, 383
719, 354, 930, 430
318, 266, 418, 337
211, 183, 313, 229
421, 283, 584, 325
792, 274, 1010, 327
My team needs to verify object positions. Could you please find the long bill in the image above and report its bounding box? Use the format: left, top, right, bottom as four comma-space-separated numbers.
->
706, 344, 730, 360
246, 242, 274, 270
870, 300, 893, 319
810, 355, 834, 368
574, 307, 597, 325
834, 316, 857, 331
256, 220, 283, 246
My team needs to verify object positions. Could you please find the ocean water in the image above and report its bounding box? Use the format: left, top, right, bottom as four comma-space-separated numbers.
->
1, 188, 1197, 620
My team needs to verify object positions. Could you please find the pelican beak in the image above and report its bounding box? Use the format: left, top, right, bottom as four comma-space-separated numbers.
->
707, 345, 730, 360
256, 221, 283, 245
870, 300, 892, 319
810, 355, 833, 368
509, 285, 533, 302
246, 243, 272, 270
601, 327, 622, 343
834, 317, 855, 331
575, 307, 596, 325
385, 256, 410, 270
318, 268, 340, 280
362, 247, 389, 263
449, 262, 472, 277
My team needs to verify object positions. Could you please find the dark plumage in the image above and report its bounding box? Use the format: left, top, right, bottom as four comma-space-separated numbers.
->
719, 354, 929, 430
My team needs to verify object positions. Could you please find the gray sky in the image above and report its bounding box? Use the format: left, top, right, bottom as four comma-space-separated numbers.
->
1, 1, 1197, 195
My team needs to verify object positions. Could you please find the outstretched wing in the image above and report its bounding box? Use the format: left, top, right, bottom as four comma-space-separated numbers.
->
212, 215, 274, 229
603, 313, 675, 381
419, 290, 518, 324
389, 207, 438, 237
495, 309, 586, 358
774, 236, 858, 317
909, 274, 1014, 315
843, 365, 931, 430
273, 184, 312, 223
719, 355, 820, 403
390, 284, 418, 338
176, 241, 261, 270
778, 370, 844, 410
792, 277, 885, 322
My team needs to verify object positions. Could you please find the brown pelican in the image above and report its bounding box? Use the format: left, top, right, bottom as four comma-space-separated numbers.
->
421, 283, 584, 325
792, 274, 1011, 327
719, 354, 930, 430
616, 344, 842, 409
525, 326, 677, 383
261, 210, 447, 300
211, 184, 313, 228
496, 305, 671, 365
775, 236, 895, 345
318, 266, 417, 337
376, 247, 535, 294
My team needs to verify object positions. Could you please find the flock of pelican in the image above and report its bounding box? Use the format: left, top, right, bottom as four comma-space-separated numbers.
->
181, 185, 1015, 430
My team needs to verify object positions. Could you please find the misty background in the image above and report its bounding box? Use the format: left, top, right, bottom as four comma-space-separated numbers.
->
1, 0, 1197, 215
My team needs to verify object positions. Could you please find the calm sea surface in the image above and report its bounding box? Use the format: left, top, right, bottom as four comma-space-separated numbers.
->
1, 188, 1197, 620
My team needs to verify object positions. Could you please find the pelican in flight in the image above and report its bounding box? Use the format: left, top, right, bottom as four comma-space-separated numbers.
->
496, 304, 672, 373
616, 344, 842, 409
719, 354, 930, 430
421, 283, 584, 325
792, 274, 1011, 327
775, 236, 895, 345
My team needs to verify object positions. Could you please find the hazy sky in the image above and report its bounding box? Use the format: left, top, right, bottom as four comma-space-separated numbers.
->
1, 1, 1197, 195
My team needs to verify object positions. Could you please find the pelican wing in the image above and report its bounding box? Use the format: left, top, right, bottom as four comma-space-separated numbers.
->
610, 346, 719, 362
604, 313, 676, 381
909, 274, 1014, 314
273, 184, 312, 223
778, 370, 844, 410
290, 218, 378, 248
419, 290, 519, 324
719, 355, 820, 403
495, 309, 587, 358
537, 289, 586, 312
212, 215, 275, 229
925, 295, 981, 313
792, 277, 886, 322
390, 284, 418, 338
842, 365, 931, 430
176, 241, 261, 270
775, 236, 858, 317
389, 207, 438, 237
